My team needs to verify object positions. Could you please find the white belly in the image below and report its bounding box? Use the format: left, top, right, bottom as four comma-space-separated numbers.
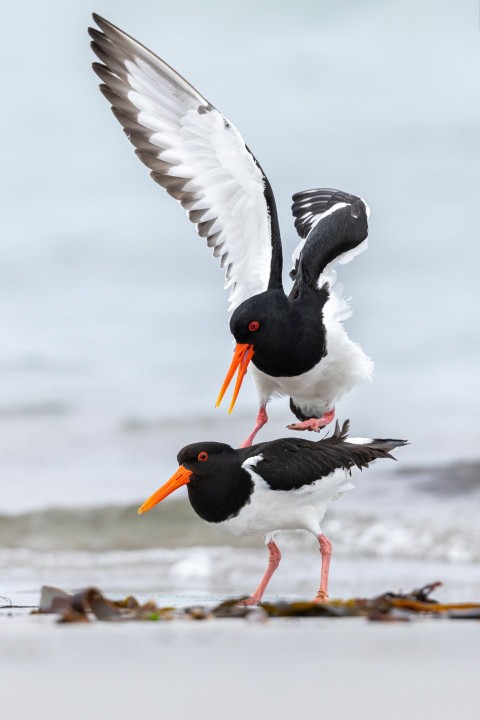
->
250, 305, 373, 417
216, 466, 357, 539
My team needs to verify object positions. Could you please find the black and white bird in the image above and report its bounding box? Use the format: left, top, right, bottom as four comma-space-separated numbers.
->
90, 15, 374, 446
138, 421, 406, 604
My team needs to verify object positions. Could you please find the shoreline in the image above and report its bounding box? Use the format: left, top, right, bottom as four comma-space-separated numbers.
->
2, 554, 480, 609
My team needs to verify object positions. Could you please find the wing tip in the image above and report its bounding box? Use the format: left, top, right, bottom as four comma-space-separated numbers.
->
91, 13, 112, 32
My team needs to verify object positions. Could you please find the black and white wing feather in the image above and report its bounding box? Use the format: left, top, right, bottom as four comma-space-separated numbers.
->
289, 188, 369, 295
89, 15, 282, 312
244, 421, 407, 492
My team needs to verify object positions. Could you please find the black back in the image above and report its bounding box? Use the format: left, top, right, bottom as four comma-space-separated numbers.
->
240, 421, 407, 491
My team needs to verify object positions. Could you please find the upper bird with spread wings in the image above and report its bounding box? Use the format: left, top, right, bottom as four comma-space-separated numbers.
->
89, 14, 374, 446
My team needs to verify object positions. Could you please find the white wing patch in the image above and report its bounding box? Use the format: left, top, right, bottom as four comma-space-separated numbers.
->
90, 16, 274, 312
345, 438, 374, 445
241, 454, 263, 470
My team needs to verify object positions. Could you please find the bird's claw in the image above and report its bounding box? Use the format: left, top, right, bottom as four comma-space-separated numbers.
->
239, 596, 261, 606
287, 411, 335, 433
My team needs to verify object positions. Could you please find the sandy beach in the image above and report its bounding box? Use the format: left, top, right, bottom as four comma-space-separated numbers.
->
1, 608, 478, 720
2, 539, 479, 720
2, 564, 479, 720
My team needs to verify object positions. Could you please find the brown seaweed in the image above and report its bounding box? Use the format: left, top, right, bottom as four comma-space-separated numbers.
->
31, 582, 480, 624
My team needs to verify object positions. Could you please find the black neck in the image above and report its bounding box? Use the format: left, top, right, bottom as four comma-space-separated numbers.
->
187, 462, 254, 523
252, 287, 328, 377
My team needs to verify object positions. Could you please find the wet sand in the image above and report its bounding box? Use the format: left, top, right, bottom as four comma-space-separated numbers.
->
1, 611, 478, 720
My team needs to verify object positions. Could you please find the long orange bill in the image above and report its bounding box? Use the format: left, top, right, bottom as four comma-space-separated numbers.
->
215, 343, 255, 414
137, 465, 193, 515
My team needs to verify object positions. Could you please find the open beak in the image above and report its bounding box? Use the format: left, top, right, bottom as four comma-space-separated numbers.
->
215, 343, 255, 414
138, 465, 192, 515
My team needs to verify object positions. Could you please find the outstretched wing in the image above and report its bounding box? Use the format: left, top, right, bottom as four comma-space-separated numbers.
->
89, 15, 282, 312
244, 421, 406, 492
289, 188, 369, 296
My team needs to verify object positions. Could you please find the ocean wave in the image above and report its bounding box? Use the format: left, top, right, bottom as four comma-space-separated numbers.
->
0, 401, 71, 418
396, 461, 480, 497
1, 498, 479, 563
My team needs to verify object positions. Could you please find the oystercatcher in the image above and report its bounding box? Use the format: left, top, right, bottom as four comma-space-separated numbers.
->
90, 16, 374, 445
138, 421, 406, 604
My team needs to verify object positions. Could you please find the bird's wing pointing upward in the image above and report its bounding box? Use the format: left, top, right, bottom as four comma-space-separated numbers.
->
289, 188, 369, 296
89, 15, 283, 312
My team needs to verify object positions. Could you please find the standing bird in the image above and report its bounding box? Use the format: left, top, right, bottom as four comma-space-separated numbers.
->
138, 421, 406, 604
89, 15, 373, 446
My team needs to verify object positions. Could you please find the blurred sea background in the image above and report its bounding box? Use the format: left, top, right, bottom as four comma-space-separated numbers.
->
1, 0, 479, 603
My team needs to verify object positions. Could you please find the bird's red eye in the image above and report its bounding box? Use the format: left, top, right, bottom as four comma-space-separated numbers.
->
198, 451, 208, 462
249, 321, 260, 332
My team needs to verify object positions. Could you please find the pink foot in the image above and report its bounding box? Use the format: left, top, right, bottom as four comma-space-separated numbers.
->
239, 594, 263, 606
239, 405, 268, 448
287, 408, 335, 433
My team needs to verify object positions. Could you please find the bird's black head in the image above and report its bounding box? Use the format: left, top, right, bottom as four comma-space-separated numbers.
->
216, 287, 328, 412
229, 289, 292, 347
230, 289, 309, 373
177, 441, 236, 479
138, 441, 254, 524
229, 288, 326, 376
180, 441, 254, 522
216, 290, 297, 411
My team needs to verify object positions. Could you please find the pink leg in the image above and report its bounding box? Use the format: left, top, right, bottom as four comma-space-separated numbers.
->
288, 407, 335, 433
241, 541, 282, 605
239, 405, 268, 448
313, 533, 333, 602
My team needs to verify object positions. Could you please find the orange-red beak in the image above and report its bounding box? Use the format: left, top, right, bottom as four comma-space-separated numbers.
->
215, 343, 255, 414
137, 465, 193, 515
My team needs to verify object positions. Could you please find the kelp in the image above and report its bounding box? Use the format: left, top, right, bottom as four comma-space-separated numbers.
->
31, 582, 480, 624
